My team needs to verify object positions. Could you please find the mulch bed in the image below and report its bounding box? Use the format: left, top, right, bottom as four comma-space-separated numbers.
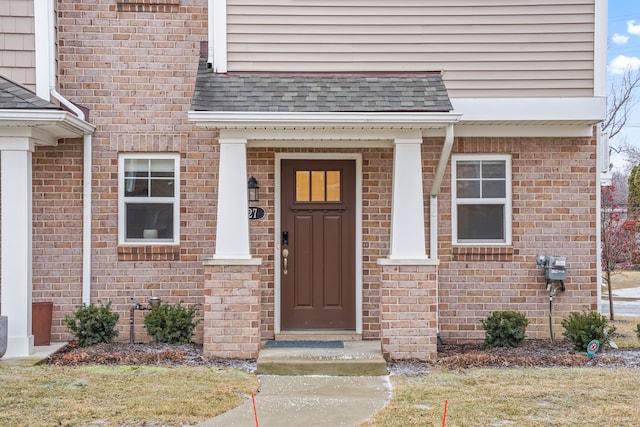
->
47, 339, 640, 374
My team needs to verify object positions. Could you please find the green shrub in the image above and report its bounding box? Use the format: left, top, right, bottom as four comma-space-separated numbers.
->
636, 324, 640, 341
64, 302, 119, 347
481, 310, 529, 348
143, 302, 201, 344
561, 311, 616, 351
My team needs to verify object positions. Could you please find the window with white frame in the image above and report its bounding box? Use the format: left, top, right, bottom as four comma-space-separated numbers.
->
119, 153, 180, 244
452, 154, 511, 244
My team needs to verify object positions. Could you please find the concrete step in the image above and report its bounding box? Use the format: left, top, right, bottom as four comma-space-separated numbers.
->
274, 330, 362, 341
256, 340, 388, 376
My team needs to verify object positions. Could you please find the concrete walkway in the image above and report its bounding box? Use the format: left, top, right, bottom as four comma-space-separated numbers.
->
194, 375, 391, 427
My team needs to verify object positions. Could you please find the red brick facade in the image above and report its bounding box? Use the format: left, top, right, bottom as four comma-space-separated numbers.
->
4, 1, 599, 359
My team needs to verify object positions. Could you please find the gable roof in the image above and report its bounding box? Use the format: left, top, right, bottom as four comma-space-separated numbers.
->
0, 76, 61, 110
191, 58, 452, 113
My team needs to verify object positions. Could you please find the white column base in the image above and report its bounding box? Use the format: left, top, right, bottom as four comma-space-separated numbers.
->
4, 336, 34, 358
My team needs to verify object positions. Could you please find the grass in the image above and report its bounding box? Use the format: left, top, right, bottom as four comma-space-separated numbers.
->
0, 365, 258, 427
365, 368, 640, 426
605, 269, 640, 290
610, 315, 640, 347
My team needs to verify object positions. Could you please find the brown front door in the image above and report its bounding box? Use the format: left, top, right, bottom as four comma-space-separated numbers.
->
281, 159, 356, 330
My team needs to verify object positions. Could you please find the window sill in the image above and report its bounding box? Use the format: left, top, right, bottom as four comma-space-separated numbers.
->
118, 245, 180, 261
452, 245, 514, 261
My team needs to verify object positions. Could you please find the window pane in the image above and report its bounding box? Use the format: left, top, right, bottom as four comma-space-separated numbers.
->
482, 161, 506, 179
150, 159, 175, 173
126, 203, 174, 239
456, 161, 480, 179
457, 204, 504, 241
150, 179, 174, 197
296, 171, 310, 201
125, 178, 149, 197
125, 159, 149, 173
482, 181, 506, 198
457, 180, 480, 198
326, 171, 341, 201
311, 171, 325, 201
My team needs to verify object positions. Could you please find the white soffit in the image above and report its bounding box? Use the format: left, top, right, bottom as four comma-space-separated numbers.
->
0, 110, 94, 144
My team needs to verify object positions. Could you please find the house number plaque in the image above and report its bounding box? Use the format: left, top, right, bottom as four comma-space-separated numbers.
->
248, 207, 265, 220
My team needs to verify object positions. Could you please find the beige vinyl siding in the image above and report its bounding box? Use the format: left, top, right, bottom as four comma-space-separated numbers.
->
227, 0, 595, 98
0, 0, 36, 91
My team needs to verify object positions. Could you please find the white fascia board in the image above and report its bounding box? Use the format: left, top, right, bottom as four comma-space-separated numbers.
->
210, 0, 227, 73
594, 0, 608, 97
188, 111, 462, 129
451, 97, 606, 123
33, 0, 51, 100
453, 124, 595, 138
0, 110, 95, 138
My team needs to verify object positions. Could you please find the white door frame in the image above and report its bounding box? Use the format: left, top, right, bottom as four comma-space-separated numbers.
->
274, 152, 363, 334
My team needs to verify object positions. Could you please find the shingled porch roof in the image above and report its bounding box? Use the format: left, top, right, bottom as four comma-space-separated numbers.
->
191, 58, 453, 113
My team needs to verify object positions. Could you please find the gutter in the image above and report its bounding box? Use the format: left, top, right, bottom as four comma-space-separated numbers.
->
429, 124, 455, 344
41, 0, 94, 306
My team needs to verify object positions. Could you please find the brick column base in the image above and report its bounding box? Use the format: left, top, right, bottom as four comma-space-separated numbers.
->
379, 263, 438, 361
203, 259, 261, 359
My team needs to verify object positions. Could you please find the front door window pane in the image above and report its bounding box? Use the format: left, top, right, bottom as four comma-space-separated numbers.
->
296, 171, 310, 201
311, 171, 326, 201
326, 171, 341, 201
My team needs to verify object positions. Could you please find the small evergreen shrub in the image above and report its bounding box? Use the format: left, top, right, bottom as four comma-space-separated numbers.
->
481, 310, 529, 348
143, 302, 201, 344
64, 302, 119, 347
561, 311, 616, 351
636, 323, 640, 341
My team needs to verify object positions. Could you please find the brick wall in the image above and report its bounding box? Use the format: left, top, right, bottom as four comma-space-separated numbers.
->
434, 136, 598, 342
36, 0, 212, 342
17, 0, 598, 350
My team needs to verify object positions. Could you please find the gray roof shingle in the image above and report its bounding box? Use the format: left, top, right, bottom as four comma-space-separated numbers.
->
191, 58, 452, 113
0, 76, 61, 110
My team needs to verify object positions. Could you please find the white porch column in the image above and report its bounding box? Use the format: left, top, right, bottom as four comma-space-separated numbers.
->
389, 137, 428, 260
1, 139, 35, 357
214, 137, 252, 259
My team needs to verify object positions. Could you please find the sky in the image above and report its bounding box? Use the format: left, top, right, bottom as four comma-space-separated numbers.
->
607, 0, 640, 170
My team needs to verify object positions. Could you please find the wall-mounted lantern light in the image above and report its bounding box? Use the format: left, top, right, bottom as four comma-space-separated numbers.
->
248, 176, 259, 202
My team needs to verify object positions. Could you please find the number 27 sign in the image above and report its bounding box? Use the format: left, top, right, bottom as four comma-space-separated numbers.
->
248, 207, 265, 220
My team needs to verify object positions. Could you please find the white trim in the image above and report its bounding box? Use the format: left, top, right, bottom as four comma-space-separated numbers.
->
451, 154, 513, 245
378, 258, 439, 266
274, 153, 363, 335
34, 0, 51, 100
210, 0, 227, 73
451, 97, 605, 123
451, 124, 595, 138
189, 111, 461, 128
0, 110, 95, 137
117, 153, 181, 245
222, 128, 422, 142
594, 0, 608, 97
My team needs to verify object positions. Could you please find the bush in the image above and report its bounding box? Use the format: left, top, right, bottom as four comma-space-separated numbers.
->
636, 324, 640, 341
143, 302, 201, 344
481, 310, 529, 348
561, 311, 616, 351
64, 302, 119, 347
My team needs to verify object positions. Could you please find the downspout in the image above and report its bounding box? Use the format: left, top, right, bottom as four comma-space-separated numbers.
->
429, 124, 455, 342
46, 0, 92, 305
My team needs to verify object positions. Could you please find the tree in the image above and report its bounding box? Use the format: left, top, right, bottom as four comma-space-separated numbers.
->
603, 68, 640, 140
629, 165, 640, 217
601, 185, 640, 320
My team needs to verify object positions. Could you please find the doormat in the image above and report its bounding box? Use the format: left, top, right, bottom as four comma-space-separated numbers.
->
264, 340, 344, 349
